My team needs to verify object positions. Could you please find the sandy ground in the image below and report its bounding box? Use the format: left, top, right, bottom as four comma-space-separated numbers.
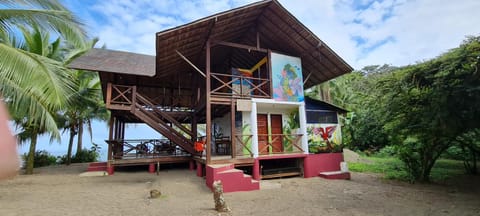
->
0, 164, 479, 216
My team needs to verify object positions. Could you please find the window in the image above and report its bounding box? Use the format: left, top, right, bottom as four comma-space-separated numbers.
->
306, 110, 338, 124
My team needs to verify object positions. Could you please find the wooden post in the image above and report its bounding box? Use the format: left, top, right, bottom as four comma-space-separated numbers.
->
230, 100, 236, 158
106, 82, 112, 107
107, 117, 114, 161
206, 40, 212, 164
268, 50, 273, 99
253, 158, 260, 180
131, 85, 137, 113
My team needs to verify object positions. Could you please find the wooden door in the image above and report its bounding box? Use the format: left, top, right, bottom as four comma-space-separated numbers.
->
257, 114, 283, 154
270, 115, 283, 153
257, 114, 268, 154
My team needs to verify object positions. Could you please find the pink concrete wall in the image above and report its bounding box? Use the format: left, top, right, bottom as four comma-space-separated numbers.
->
303, 153, 344, 178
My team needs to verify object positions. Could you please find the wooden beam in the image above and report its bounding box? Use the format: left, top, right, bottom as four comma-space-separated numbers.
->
303, 72, 312, 85
211, 40, 268, 53
175, 50, 206, 78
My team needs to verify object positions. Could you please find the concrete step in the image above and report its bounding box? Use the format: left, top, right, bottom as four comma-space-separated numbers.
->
319, 170, 351, 180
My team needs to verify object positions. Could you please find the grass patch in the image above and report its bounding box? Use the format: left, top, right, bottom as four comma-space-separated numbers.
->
348, 156, 465, 182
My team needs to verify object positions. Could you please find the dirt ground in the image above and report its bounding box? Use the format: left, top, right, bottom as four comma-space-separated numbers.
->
0, 164, 479, 216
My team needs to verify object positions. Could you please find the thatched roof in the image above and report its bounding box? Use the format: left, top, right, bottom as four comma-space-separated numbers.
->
155, 0, 353, 88
68, 48, 155, 77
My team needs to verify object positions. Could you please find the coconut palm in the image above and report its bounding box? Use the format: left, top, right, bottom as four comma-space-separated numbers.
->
0, 0, 86, 174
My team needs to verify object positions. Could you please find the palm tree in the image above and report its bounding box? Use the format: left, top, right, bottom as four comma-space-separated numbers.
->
0, 0, 86, 174
59, 68, 109, 165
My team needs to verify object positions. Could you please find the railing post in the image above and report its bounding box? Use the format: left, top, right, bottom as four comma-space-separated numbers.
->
106, 83, 112, 108
131, 86, 137, 113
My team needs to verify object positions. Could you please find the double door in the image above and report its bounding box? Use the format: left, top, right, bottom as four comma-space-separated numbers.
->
257, 114, 283, 154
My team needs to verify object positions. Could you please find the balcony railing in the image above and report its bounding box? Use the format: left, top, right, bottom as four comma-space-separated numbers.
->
210, 73, 270, 98
106, 139, 190, 160
234, 134, 303, 157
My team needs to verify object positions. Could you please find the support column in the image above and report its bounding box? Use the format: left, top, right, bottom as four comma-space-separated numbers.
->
107, 117, 114, 161
231, 100, 236, 158
148, 163, 155, 173
189, 160, 195, 171
250, 101, 259, 158
206, 40, 212, 164
298, 103, 309, 154
196, 161, 203, 177
252, 158, 260, 180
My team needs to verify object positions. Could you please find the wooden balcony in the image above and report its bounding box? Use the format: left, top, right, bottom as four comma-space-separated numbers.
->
210, 73, 271, 99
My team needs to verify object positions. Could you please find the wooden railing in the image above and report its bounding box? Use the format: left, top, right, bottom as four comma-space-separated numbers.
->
234, 134, 303, 157
234, 134, 253, 157
258, 134, 304, 155
106, 139, 190, 160
210, 73, 270, 98
106, 84, 134, 109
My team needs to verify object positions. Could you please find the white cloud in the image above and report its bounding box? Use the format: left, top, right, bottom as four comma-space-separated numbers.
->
75, 0, 480, 69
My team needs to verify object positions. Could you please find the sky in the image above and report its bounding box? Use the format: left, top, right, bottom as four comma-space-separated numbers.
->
20, 0, 480, 159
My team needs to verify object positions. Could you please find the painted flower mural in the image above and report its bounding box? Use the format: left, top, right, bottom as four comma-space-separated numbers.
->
271, 53, 304, 102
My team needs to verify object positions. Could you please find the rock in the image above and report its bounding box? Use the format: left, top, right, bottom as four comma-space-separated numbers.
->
150, 189, 161, 199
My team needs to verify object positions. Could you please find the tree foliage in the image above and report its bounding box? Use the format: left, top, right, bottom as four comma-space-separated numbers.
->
314, 36, 480, 182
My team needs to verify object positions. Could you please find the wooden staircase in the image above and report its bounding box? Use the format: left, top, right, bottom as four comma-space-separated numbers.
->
107, 84, 195, 155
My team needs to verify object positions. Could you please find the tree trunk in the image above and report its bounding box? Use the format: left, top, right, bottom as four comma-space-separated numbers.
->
66, 127, 75, 165
77, 121, 83, 154
213, 181, 230, 212
25, 132, 38, 175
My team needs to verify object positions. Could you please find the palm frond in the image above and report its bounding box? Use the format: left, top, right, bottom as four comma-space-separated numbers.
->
0, 9, 86, 47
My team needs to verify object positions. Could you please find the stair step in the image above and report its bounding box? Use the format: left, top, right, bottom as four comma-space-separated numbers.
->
319, 171, 351, 180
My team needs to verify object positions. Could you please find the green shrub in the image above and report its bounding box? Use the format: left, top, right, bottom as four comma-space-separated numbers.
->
58, 143, 100, 164
374, 145, 397, 158
23, 150, 57, 168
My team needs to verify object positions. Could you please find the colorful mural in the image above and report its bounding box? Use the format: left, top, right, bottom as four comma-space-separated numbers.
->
271, 52, 304, 102
307, 123, 342, 153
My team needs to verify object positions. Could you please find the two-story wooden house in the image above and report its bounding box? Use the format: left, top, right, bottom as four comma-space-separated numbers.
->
69, 0, 353, 192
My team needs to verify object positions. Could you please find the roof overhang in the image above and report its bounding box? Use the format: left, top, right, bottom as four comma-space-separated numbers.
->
155, 0, 353, 88
68, 48, 155, 77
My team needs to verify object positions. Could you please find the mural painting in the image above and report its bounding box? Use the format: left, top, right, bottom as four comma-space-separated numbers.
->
271, 52, 304, 102
307, 123, 342, 153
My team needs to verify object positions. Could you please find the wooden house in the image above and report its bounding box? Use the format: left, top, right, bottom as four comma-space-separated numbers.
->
69, 0, 353, 192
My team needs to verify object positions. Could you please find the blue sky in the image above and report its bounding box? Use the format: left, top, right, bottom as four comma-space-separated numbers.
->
19, 0, 480, 159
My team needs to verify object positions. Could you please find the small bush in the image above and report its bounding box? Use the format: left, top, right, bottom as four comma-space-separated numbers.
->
374, 145, 397, 158
58, 143, 100, 164
23, 150, 57, 168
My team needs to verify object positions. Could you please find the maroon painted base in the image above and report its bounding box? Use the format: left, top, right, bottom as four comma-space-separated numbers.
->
205, 164, 259, 193
303, 153, 345, 178
107, 165, 114, 175
148, 163, 155, 173
87, 162, 107, 172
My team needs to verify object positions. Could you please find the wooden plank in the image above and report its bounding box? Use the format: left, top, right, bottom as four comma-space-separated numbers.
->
261, 171, 302, 179
211, 40, 268, 53
175, 50, 206, 78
